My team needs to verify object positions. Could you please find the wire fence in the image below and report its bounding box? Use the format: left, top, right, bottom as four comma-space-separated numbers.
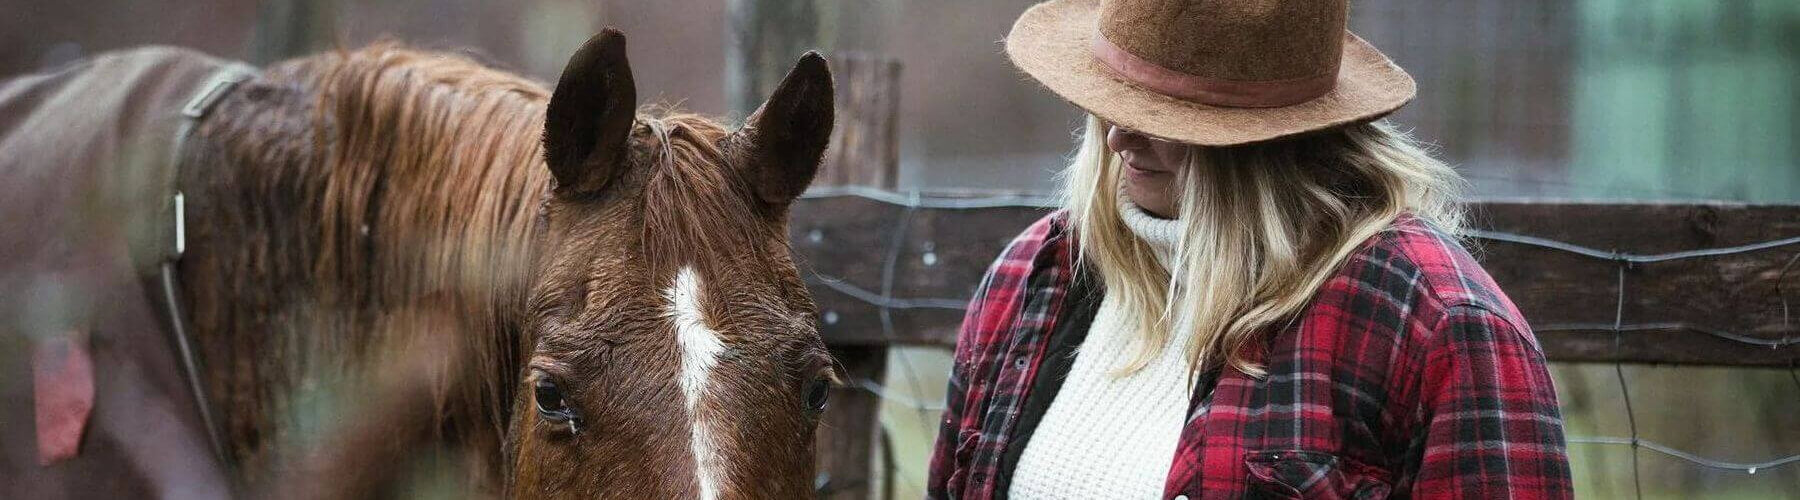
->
797, 188, 1800, 497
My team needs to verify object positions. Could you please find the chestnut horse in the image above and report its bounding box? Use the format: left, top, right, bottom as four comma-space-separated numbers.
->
2, 29, 835, 498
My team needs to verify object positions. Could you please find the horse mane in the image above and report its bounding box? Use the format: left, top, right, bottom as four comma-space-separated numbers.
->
186, 41, 746, 473
635, 111, 758, 277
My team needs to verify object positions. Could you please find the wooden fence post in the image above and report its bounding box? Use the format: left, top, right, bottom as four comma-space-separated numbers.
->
725, 0, 824, 117
805, 52, 903, 500
248, 0, 336, 65
814, 346, 890, 498
816, 53, 902, 189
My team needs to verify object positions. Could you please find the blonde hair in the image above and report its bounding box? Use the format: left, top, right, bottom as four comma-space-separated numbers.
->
1061, 115, 1466, 376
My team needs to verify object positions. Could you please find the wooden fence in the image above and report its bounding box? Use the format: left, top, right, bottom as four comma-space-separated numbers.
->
796, 43, 1800, 497
794, 192, 1800, 498
795, 196, 1800, 365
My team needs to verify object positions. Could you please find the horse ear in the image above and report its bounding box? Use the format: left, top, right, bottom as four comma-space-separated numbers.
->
732, 52, 835, 206
543, 29, 638, 196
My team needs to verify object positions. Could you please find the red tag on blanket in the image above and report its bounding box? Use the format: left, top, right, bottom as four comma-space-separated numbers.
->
34, 330, 94, 465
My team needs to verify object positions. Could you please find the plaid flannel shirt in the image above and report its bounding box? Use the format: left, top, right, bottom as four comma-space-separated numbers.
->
927, 211, 1572, 499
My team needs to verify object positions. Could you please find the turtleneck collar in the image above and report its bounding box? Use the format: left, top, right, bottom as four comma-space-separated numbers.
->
1118, 197, 1182, 269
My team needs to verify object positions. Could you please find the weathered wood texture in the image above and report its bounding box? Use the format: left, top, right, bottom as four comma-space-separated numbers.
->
813, 346, 887, 498
816, 53, 901, 189
1471, 201, 1800, 365
792, 197, 1800, 367
805, 52, 904, 500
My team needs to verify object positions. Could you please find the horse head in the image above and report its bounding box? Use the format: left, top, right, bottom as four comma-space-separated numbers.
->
511, 29, 836, 498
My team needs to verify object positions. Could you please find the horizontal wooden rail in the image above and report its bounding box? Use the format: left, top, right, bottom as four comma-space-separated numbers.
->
790, 195, 1800, 367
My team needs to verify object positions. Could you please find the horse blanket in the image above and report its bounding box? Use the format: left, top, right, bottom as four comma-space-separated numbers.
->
0, 47, 244, 498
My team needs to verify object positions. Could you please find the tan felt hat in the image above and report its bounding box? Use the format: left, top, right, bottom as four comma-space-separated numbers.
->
1005, 0, 1416, 146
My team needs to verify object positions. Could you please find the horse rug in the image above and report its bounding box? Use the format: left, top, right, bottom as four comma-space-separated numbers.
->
0, 47, 246, 498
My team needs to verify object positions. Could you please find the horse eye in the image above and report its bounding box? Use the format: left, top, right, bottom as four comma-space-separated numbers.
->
803, 377, 831, 413
534, 377, 578, 423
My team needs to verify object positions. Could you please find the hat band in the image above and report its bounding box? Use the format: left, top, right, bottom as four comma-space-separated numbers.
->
1091, 32, 1337, 108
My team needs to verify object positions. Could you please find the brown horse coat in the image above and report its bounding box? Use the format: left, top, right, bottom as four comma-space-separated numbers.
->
4, 36, 838, 498
0, 47, 238, 498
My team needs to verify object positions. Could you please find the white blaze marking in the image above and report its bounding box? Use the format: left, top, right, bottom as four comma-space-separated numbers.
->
667, 266, 725, 500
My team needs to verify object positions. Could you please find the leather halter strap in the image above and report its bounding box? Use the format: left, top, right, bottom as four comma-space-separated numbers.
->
162, 65, 255, 468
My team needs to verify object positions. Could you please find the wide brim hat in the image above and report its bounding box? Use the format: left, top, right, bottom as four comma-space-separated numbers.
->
1005, 0, 1416, 146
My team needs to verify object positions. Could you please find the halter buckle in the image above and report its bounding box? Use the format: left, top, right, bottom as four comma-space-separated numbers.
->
180, 70, 253, 119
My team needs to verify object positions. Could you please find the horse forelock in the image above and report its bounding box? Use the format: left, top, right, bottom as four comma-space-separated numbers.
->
633, 113, 770, 277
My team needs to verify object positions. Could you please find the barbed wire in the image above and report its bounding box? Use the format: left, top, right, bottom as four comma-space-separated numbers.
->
1611, 265, 1645, 498
1566, 437, 1800, 474
800, 189, 1800, 491
1459, 172, 1730, 201
802, 185, 1058, 209
807, 274, 968, 310
1464, 228, 1800, 264
877, 200, 941, 437
858, 377, 946, 412
1532, 322, 1795, 348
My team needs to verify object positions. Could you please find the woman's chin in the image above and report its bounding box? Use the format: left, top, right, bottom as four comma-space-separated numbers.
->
1122, 185, 1176, 218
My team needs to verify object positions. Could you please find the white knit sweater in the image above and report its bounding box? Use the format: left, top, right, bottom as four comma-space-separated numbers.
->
1008, 201, 1192, 500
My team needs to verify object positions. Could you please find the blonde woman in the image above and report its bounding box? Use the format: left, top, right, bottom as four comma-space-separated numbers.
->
927, 1, 1571, 499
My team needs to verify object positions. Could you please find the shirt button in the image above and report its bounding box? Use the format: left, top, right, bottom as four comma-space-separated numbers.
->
1013, 357, 1029, 369
1173, 495, 1190, 500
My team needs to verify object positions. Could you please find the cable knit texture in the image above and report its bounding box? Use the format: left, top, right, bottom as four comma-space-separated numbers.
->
1008, 200, 1193, 500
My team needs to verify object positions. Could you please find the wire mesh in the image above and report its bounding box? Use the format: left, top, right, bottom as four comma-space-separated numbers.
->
798, 189, 1800, 496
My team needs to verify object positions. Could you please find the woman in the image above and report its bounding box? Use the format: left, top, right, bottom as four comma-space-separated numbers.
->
927, 1, 1572, 499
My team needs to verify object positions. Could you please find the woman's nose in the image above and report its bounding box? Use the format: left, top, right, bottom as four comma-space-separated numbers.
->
1105, 124, 1149, 153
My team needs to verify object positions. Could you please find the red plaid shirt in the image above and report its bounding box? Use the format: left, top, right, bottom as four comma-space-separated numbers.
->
927, 212, 1571, 499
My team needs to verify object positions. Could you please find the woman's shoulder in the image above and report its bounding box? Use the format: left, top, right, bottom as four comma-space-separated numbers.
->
974, 209, 1074, 286
1002, 209, 1072, 260
961, 209, 1076, 333
1323, 213, 1531, 334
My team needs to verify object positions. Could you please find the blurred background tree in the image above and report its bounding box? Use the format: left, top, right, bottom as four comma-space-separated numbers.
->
249, 0, 335, 64
725, 0, 820, 117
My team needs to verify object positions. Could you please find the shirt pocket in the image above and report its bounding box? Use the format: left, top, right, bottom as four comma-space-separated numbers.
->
1244, 450, 1393, 500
